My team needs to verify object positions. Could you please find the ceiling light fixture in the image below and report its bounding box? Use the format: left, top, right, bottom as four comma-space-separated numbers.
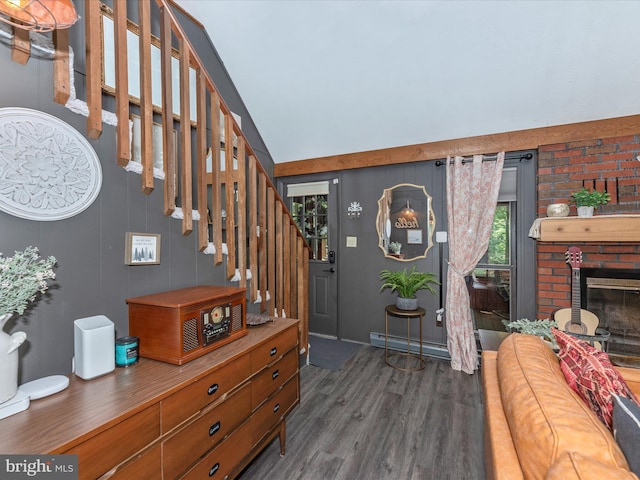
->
0, 0, 78, 33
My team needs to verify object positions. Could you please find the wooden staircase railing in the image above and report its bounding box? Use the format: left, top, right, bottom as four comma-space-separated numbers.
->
41, 0, 310, 352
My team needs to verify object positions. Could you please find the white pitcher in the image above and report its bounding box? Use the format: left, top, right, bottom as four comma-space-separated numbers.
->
0, 313, 27, 404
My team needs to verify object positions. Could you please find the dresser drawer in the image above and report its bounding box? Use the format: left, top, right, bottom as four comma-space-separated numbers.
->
163, 382, 251, 479
67, 404, 160, 480
251, 376, 299, 447
161, 353, 250, 433
180, 420, 253, 480
102, 443, 161, 480
250, 326, 298, 373
251, 347, 298, 410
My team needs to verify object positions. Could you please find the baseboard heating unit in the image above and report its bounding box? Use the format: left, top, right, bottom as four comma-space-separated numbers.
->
369, 332, 451, 361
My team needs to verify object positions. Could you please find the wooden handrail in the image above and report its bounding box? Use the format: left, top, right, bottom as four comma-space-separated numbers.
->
6, 0, 310, 352
77, 0, 310, 345
155, 0, 306, 226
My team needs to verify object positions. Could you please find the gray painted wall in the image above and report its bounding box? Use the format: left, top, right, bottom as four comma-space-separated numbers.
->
338, 162, 447, 344
279, 161, 446, 345
278, 153, 537, 347
0, 1, 274, 383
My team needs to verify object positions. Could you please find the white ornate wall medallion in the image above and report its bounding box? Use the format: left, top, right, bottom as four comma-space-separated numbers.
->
0, 107, 102, 221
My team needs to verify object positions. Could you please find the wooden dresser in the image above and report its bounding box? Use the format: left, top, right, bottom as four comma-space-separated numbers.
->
0, 318, 300, 480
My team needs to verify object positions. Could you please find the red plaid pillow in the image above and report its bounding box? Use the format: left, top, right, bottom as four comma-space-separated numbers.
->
552, 328, 639, 430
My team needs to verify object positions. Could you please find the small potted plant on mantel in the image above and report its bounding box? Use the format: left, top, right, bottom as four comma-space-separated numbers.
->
569, 187, 610, 217
379, 266, 439, 311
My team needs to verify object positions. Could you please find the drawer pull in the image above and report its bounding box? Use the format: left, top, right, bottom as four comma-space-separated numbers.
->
270, 347, 277, 356
208, 383, 219, 395
209, 421, 221, 436
209, 462, 220, 477
273, 403, 280, 413
272, 369, 279, 380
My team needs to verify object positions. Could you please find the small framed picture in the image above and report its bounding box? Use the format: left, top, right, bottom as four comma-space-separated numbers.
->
407, 229, 423, 245
125, 232, 161, 265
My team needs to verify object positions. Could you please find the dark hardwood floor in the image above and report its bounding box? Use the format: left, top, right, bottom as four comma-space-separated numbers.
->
238, 345, 486, 480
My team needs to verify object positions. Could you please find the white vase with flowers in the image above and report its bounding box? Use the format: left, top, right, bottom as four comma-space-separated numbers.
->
0, 247, 56, 403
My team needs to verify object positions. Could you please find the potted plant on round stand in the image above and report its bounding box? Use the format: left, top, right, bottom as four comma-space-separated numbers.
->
379, 266, 439, 310
569, 187, 610, 217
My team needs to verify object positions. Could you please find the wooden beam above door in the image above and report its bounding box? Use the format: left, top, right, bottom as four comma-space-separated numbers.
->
274, 114, 640, 177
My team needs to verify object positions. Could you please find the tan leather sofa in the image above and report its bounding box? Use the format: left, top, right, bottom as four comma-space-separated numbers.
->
482, 333, 640, 479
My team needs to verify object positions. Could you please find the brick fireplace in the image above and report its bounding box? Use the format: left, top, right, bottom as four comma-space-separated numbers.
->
536, 134, 640, 352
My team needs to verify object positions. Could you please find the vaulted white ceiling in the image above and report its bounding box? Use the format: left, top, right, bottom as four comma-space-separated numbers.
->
175, 0, 640, 164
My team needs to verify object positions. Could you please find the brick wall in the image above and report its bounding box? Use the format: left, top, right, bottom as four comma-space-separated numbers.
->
536, 135, 640, 319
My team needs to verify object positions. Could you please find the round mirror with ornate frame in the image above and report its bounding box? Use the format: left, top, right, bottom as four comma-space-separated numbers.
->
376, 183, 435, 261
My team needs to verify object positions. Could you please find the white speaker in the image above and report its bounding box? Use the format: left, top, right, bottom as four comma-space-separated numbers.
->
74, 315, 115, 380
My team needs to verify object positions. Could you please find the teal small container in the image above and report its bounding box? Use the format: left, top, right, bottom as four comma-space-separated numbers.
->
115, 336, 139, 367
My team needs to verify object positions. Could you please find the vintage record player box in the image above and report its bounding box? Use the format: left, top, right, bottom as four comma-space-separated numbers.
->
126, 286, 247, 365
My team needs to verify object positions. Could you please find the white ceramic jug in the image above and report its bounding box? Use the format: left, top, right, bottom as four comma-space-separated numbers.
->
0, 313, 27, 404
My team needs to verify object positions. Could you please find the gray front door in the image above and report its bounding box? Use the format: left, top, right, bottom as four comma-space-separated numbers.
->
289, 179, 339, 337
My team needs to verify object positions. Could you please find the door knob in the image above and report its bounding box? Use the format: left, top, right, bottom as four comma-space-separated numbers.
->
323, 267, 336, 273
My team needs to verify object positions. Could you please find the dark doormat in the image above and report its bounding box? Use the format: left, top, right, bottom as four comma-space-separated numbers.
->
308, 335, 362, 370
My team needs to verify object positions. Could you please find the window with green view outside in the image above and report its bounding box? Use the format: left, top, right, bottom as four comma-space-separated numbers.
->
473, 203, 512, 320
482, 203, 510, 266
291, 194, 328, 261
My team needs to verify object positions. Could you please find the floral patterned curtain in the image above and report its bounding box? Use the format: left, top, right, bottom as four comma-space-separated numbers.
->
445, 153, 504, 374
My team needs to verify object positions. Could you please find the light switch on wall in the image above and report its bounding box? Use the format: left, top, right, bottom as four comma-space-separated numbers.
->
346, 236, 357, 248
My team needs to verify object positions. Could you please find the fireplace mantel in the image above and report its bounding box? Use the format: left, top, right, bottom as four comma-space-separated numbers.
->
534, 215, 640, 242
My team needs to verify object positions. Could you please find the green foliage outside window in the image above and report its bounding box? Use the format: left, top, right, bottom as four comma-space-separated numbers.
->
486, 204, 509, 265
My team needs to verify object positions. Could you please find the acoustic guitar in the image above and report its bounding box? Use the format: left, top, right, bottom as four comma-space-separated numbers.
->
553, 247, 599, 336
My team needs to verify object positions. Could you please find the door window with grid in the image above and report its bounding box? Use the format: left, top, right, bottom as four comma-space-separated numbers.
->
291, 194, 328, 261
287, 181, 329, 261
